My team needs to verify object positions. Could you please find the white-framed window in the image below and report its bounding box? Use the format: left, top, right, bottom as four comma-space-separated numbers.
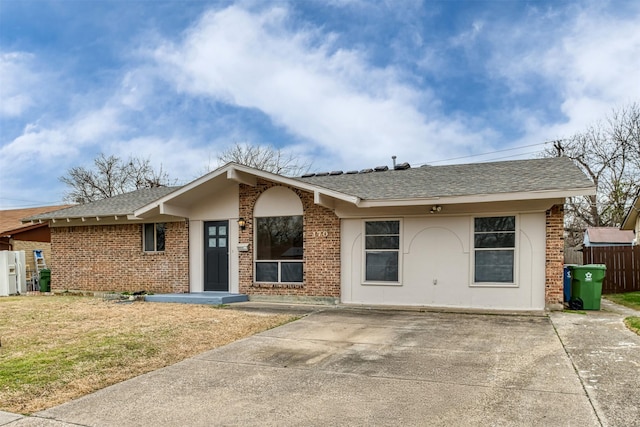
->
143, 223, 165, 252
473, 216, 516, 284
364, 220, 400, 283
255, 215, 303, 283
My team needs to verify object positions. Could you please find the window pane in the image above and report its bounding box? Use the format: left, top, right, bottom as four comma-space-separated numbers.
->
256, 216, 303, 260
208, 238, 217, 248
366, 221, 399, 235
281, 262, 303, 282
366, 252, 398, 282
219, 226, 227, 236
475, 250, 514, 282
156, 223, 165, 251
474, 232, 515, 248
256, 262, 278, 282
144, 224, 155, 251
208, 226, 217, 236
218, 237, 227, 248
474, 216, 515, 232
365, 236, 400, 250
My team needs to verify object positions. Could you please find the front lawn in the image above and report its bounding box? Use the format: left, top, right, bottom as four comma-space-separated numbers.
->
604, 292, 640, 335
0, 295, 296, 414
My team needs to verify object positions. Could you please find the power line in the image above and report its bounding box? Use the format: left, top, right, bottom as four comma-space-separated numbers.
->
417, 140, 558, 165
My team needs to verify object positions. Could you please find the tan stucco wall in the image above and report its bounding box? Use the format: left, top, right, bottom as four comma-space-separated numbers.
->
341, 211, 548, 311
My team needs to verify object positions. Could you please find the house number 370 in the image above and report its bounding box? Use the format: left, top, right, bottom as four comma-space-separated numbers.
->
311, 231, 329, 237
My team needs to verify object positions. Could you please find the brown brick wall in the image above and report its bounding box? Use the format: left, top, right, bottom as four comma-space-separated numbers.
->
50, 222, 189, 293
238, 179, 341, 298
545, 204, 565, 308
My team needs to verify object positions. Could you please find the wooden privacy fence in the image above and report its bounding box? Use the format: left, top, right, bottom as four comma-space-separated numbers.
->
583, 246, 640, 293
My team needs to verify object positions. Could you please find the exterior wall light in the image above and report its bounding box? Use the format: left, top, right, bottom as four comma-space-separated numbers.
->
238, 218, 247, 230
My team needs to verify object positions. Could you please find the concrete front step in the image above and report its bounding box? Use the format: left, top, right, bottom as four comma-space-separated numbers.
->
144, 292, 249, 305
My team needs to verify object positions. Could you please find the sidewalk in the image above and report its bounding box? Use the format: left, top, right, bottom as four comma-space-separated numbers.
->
550, 299, 640, 427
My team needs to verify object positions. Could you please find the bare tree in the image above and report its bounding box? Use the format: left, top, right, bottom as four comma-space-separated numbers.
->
217, 142, 311, 176
545, 103, 640, 246
60, 154, 175, 204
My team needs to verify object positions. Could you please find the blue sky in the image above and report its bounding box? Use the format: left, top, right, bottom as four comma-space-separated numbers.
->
1, 0, 639, 208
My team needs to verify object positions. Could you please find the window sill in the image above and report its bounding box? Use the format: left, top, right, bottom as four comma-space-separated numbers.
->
251, 282, 304, 289
361, 281, 402, 287
470, 283, 519, 288
142, 251, 165, 255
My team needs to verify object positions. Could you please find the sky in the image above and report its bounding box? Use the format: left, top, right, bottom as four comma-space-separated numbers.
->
1, 0, 639, 209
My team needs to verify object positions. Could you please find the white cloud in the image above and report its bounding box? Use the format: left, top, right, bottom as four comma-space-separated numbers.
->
0, 52, 38, 117
152, 5, 487, 169
489, 2, 640, 139
543, 7, 640, 128
450, 20, 485, 48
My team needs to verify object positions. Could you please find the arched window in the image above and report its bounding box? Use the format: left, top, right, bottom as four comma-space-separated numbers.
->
254, 187, 303, 283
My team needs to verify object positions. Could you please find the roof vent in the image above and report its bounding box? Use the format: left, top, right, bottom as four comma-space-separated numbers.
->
345, 170, 358, 174
301, 173, 315, 178
315, 172, 329, 177
374, 165, 389, 172
394, 162, 410, 170
329, 170, 343, 176
359, 168, 373, 174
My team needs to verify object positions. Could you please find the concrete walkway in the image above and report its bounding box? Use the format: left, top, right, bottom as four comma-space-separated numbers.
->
549, 300, 640, 427
2, 302, 638, 426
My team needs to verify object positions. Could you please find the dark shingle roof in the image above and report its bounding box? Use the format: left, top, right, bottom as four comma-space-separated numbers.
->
24, 187, 180, 221
296, 157, 593, 200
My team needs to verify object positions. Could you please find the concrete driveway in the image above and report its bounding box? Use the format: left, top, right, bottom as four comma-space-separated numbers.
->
3, 303, 639, 426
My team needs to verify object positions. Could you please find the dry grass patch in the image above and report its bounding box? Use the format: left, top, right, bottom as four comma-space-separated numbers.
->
0, 295, 296, 414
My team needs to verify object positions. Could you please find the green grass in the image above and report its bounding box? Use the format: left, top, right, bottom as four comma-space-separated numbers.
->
0, 295, 296, 414
604, 291, 640, 311
625, 317, 640, 334
603, 292, 640, 336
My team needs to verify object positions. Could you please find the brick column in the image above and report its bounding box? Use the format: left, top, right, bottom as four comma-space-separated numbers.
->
545, 204, 565, 310
238, 179, 340, 300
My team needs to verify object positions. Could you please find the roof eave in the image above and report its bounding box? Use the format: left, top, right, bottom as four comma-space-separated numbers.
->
621, 195, 640, 230
355, 187, 596, 208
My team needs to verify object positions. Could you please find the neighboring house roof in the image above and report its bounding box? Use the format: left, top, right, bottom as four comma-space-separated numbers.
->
23, 187, 179, 222
296, 157, 594, 201
0, 205, 72, 233
584, 227, 635, 245
621, 194, 639, 231
0, 222, 49, 238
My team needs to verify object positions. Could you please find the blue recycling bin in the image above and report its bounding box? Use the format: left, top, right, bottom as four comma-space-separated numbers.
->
563, 265, 577, 303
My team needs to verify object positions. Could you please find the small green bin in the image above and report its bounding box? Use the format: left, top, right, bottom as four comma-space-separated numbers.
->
570, 264, 606, 310
39, 269, 51, 292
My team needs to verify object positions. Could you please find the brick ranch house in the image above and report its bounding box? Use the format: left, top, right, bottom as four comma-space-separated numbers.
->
25, 157, 595, 311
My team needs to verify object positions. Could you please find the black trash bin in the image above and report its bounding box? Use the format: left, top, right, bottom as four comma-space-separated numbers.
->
39, 269, 51, 292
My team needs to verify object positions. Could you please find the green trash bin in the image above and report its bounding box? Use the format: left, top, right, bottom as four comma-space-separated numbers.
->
39, 269, 51, 292
570, 264, 606, 310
